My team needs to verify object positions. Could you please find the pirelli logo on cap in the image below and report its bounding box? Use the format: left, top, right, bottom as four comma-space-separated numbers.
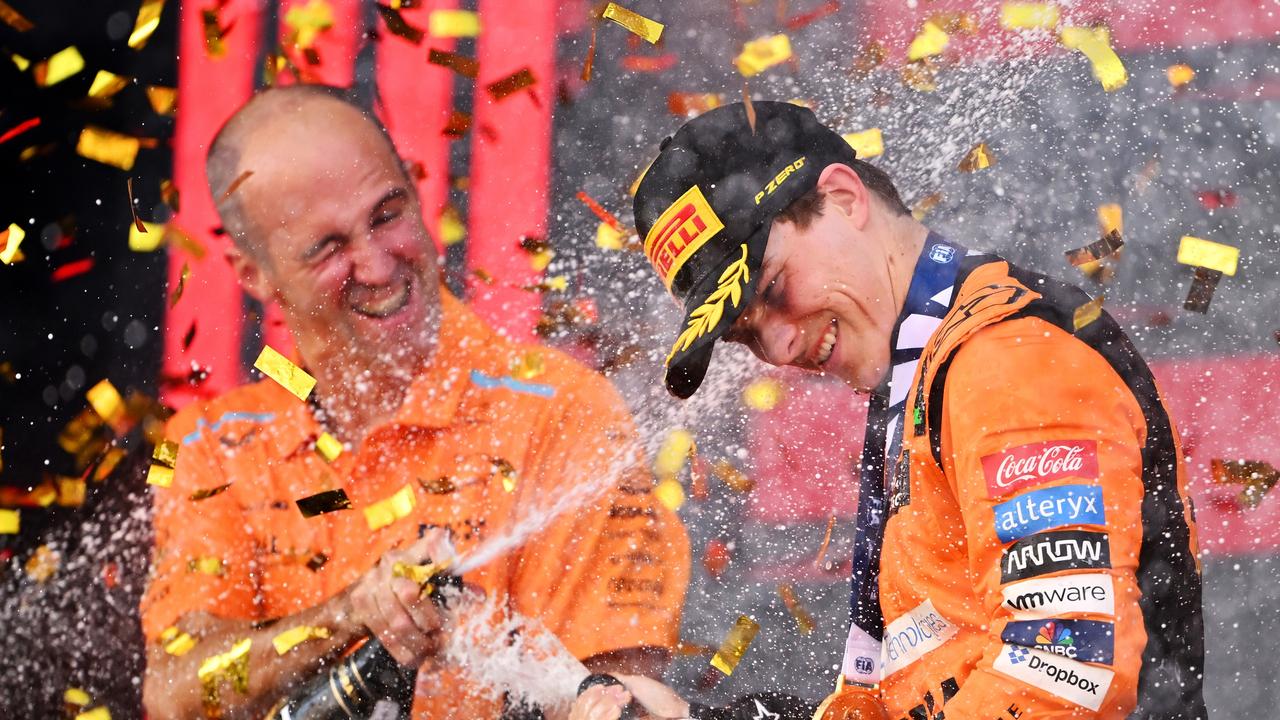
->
644, 185, 725, 289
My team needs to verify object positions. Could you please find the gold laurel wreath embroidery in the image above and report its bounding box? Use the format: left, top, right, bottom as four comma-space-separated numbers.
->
666, 243, 750, 365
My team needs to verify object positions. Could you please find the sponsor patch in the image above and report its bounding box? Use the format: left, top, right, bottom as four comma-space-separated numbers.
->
643, 184, 725, 289
1001, 573, 1115, 619
1001, 619, 1115, 664
982, 439, 1099, 497
928, 243, 956, 264
993, 644, 1114, 711
1001, 530, 1111, 583
753, 156, 806, 205
881, 599, 958, 677
992, 484, 1105, 543
887, 450, 911, 516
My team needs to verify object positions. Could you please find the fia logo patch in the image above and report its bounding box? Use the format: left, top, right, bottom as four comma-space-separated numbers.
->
928, 244, 956, 264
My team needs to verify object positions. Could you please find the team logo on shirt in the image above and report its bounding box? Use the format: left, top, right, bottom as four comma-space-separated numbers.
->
881, 599, 957, 677
644, 185, 725, 289
1000, 573, 1115, 619
982, 439, 1099, 497
994, 644, 1115, 711
1000, 530, 1111, 583
1001, 619, 1115, 663
992, 484, 1105, 543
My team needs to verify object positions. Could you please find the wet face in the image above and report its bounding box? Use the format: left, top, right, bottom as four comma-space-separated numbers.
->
724, 178, 905, 392
231, 100, 441, 377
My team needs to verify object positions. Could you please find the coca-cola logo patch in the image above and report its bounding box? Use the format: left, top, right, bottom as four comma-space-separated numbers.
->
982, 440, 1099, 497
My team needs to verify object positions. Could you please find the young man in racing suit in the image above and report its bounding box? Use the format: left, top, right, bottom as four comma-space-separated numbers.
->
615, 101, 1206, 720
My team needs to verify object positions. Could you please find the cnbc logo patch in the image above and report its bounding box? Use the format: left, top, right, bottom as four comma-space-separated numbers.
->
1037, 621, 1075, 655
1001, 619, 1115, 664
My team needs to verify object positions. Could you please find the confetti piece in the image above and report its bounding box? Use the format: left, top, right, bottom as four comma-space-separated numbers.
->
58, 477, 86, 506
1097, 203, 1122, 236
1183, 267, 1221, 314
314, 432, 343, 462
393, 559, 450, 586
1, 223, 24, 264
842, 128, 884, 158
124, 177, 149, 233
295, 488, 352, 518
1000, 3, 1058, 30
735, 34, 792, 77
65, 688, 92, 707
197, 638, 252, 693
778, 583, 815, 634
284, 0, 333, 51
654, 429, 695, 479
576, 191, 623, 232
785, 0, 839, 30
146, 464, 174, 487
911, 193, 942, 221
620, 53, 677, 73
160, 626, 199, 656
1065, 229, 1124, 268
0, 0, 33, 31
602, 3, 664, 44
742, 83, 757, 134
128, 220, 165, 251
0, 509, 18, 534
581, 22, 598, 82
220, 170, 254, 202
25, 544, 59, 583
957, 142, 994, 172
1177, 235, 1238, 276
364, 484, 417, 530
272, 625, 330, 655
710, 615, 759, 675
189, 556, 224, 575
442, 110, 472, 138
428, 48, 478, 78
52, 258, 95, 282
128, 0, 166, 49
907, 21, 948, 61
420, 476, 456, 494
1060, 26, 1127, 92
77, 126, 141, 171
596, 223, 625, 250
88, 70, 130, 100
74, 708, 110, 720
1196, 190, 1238, 211
929, 11, 978, 35
86, 379, 125, 424
201, 8, 227, 57
901, 59, 938, 92
0, 116, 39, 146
1211, 458, 1279, 509
712, 459, 755, 493
254, 346, 316, 401
35, 46, 85, 87
668, 92, 723, 117
493, 458, 519, 492
190, 483, 232, 501
742, 377, 784, 411
1167, 63, 1195, 89
703, 539, 730, 577
429, 9, 480, 37
510, 352, 545, 380
654, 478, 685, 511
438, 203, 466, 246
169, 262, 190, 308
486, 67, 536, 101
849, 41, 886, 78
1072, 294, 1105, 330
374, 4, 423, 43
146, 86, 177, 115
814, 514, 836, 568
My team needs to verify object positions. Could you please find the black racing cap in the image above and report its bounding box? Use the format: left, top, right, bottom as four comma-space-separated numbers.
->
634, 101, 857, 398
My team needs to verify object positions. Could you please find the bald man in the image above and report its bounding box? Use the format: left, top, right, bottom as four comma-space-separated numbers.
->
140, 85, 689, 719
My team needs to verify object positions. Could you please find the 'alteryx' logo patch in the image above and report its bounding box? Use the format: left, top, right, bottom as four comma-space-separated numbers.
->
992, 485, 1105, 543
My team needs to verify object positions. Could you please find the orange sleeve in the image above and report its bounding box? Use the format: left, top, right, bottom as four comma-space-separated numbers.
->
139, 409, 262, 642
509, 368, 691, 662
936, 317, 1146, 719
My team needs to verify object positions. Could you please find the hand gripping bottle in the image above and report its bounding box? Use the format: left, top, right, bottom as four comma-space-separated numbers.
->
811, 676, 888, 720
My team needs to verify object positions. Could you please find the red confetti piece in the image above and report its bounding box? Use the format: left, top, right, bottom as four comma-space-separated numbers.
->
582, 23, 598, 82
1196, 190, 1239, 210
621, 54, 678, 72
0, 117, 40, 146
785, 0, 840, 31
51, 258, 94, 282
576, 191, 623, 231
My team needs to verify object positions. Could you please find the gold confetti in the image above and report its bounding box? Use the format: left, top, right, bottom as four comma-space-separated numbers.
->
0, 509, 18, 534
190, 483, 233, 501
88, 70, 130, 100
201, 8, 227, 57
168, 261, 190, 308
912, 192, 943, 220
272, 625, 331, 655
420, 476, 457, 494
596, 222, 626, 250
510, 352, 545, 380
146, 464, 174, 488
315, 432, 343, 462
65, 688, 92, 707
74, 708, 110, 720
1183, 267, 1221, 314
36, 46, 85, 87
929, 11, 977, 35
160, 626, 199, 656
957, 142, 994, 172
1177, 235, 1238, 276
602, 3, 664, 44
393, 558, 450, 586
364, 484, 416, 530
284, 0, 333, 51
220, 170, 254, 202
581, 22, 597, 82
712, 459, 754, 493
25, 545, 60, 583
295, 488, 352, 517
1, 223, 25, 264
77, 126, 141, 171
907, 21, 949, 62
486, 67, 537, 101
842, 128, 883, 158
654, 429, 695, 479
1212, 458, 1279, 509
1167, 63, 1195, 89
849, 40, 886, 78
153, 439, 178, 467
128, 0, 166, 49
438, 204, 466, 246
1065, 229, 1124, 267
743, 377, 784, 411
743, 83, 757, 134
654, 478, 685, 511
814, 514, 836, 568
735, 34, 792, 77
254, 346, 316, 401
129, 221, 165, 251
1000, 3, 1059, 30
901, 59, 938, 92
1097, 203, 1123, 236
493, 458, 518, 493
8, 52, 30, 71
667, 92, 723, 117
92, 447, 127, 481
86, 379, 125, 424
125, 177, 148, 233
427, 48, 479, 78
197, 638, 252, 701
710, 615, 760, 675
428, 9, 480, 37
778, 583, 815, 634
189, 556, 224, 575
0, 0, 34, 31
146, 86, 177, 115
1072, 294, 1105, 330
1060, 26, 1127, 92
58, 477, 86, 506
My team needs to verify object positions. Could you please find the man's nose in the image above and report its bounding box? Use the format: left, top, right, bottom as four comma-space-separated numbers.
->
349, 235, 398, 285
751, 309, 800, 366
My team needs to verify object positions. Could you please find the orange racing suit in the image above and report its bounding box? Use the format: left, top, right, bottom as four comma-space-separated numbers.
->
836, 254, 1204, 720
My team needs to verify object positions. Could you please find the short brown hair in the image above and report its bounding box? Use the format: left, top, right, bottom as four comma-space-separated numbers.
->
775, 159, 911, 228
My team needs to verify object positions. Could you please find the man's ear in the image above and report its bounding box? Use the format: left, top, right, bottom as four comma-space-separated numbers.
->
225, 243, 273, 304
815, 163, 871, 230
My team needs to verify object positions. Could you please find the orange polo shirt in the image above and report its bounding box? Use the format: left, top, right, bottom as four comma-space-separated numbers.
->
141, 289, 690, 717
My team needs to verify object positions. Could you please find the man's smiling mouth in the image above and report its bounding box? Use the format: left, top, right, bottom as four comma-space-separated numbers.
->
350, 276, 412, 318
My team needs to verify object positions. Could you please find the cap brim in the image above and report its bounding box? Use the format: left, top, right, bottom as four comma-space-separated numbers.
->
664, 223, 768, 399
